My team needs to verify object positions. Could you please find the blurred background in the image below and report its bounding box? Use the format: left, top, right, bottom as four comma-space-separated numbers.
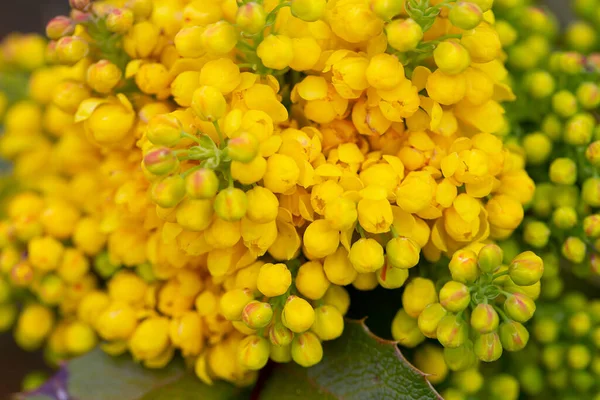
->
0, 0, 576, 398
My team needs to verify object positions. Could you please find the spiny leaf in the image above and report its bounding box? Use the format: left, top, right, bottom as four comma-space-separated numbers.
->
15, 348, 250, 400
257, 319, 441, 400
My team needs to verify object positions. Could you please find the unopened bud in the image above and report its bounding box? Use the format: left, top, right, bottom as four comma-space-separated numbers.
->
386, 18, 423, 52
106, 8, 135, 33
369, 0, 403, 21
470, 303, 499, 334
586, 141, 600, 167
417, 303, 447, 338
87, 60, 122, 94
291, 332, 323, 367
474, 332, 502, 362
386, 237, 420, 269
449, 248, 479, 283
577, 82, 600, 109
236, 3, 267, 35
151, 175, 186, 208
242, 301, 273, 329
10, 262, 34, 287
191, 86, 226, 122
552, 206, 577, 230
69, 0, 90, 11
499, 321, 529, 352
568, 344, 591, 370
508, 251, 544, 286
504, 293, 536, 323
311, 305, 344, 341
185, 168, 220, 199
146, 114, 182, 147
477, 244, 503, 273
449, 2, 483, 31
46, 16, 75, 40
439, 281, 470, 312
55, 36, 89, 65
582, 177, 600, 207
437, 314, 468, 348
219, 288, 253, 321
214, 187, 247, 222
443, 342, 476, 371
269, 321, 294, 346
143, 148, 179, 176
561, 236, 587, 264
237, 335, 270, 370
290, 0, 327, 22
227, 132, 259, 163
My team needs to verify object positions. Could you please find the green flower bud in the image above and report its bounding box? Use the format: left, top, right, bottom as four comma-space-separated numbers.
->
477, 244, 503, 273
449, 2, 483, 30
577, 82, 600, 109
449, 249, 480, 283
291, 332, 323, 367
290, 0, 326, 22
561, 236, 587, 264
439, 281, 470, 313
499, 321, 529, 352
185, 168, 220, 199
437, 314, 468, 349
552, 185, 579, 208
541, 252, 560, 278
269, 321, 294, 346
376, 263, 409, 289
94, 251, 121, 279
443, 341, 476, 372
269, 343, 291, 363
391, 309, 425, 348
0, 278, 11, 304
568, 344, 592, 370
504, 279, 541, 301
584, 215, 600, 238
311, 305, 344, 341
508, 251, 544, 286
21, 371, 48, 392
552, 90, 578, 118
386, 237, 420, 269
504, 293, 536, 323
227, 132, 259, 163
452, 366, 483, 394
563, 292, 588, 311
525, 71, 555, 99
542, 344, 564, 370
552, 206, 578, 229
146, 114, 182, 147
519, 365, 544, 396
585, 141, 600, 167
564, 112, 595, 146
143, 147, 179, 176
541, 114, 562, 141
214, 187, 247, 222
237, 335, 270, 370
568, 311, 592, 337
469, 0, 492, 12
473, 332, 502, 362
571, 370, 595, 393
490, 374, 519, 400
369, 0, 404, 20
522, 132, 552, 164
582, 177, 600, 207
533, 316, 559, 343
417, 303, 447, 338
236, 3, 267, 35
242, 301, 273, 329
549, 158, 577, 185
523, 220, 550, 248
592, 355, 600, 376
546, 369, 568, 390
151, 175, 186, 208
470, 303, 499, 334
566, 21, 597, 53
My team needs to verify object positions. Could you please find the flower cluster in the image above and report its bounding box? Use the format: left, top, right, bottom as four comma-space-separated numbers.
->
0, 0, 541, 390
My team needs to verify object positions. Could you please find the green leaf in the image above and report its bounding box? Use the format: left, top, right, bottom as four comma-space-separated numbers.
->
16, 348, 250, 400
257, 319, 441, 400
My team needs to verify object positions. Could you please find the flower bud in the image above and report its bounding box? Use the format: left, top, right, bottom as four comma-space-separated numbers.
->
201, 21, 237, 55
238, 335, 270, 370
69, 0, 90, 11
236, 3, 267, 34
504, 293, 536, 323
508, 251, 544, 286
257, 263, 292, 297
143, 148, 179, 176
269, 321, 294, 346
219, 288, 253, 321
52, 81, 91, 113
391, 309, 425, 348
440, 281, 471, 314
499, 321, 529, 352
577, 82, 600, 109
291, 332, 323, 367
242, 301, 273, 329
227, 132, 259, 163
549, 158, 577, 185
146, 114, 182, 147
473, 332, 502, 362
369, 0, 404, 21
55, 36, 89, 65
191, 86, 226, 122
106, 8, 135, 34
437, 314, 468, 348
290, 0, 327, 22
349, 238, 385, 273
87, 60, 122, 94
449, 2, 483, 30
561, 236, 586, 264
433, 41, 470, 75
418, 303, 447, 338
151, 175, 186, 208
443, 342, 476, 372
402, 277, 438, 318
584, 214, 600, 238
214, 187, 247, 222
552, 206, 577, 229
552, 89, 579, 118
174, 27, 205, 58
586, 141, 600, 167
46, 16, 75, 40
376, 263, 409, 289
269, 343, 292, 363
533, 316, 559, 343
324, 198, 357, 231
542, 344, 564, 371
386, 19, 423, 52
522, 132, 552, 164
386, 237, 420, 269
185, 168, 220, 199
523, 221, 550, 248
476, 244, 503, 274
257, 35, 294, 70
582, 177, 600, 207
568, 344, 591, 370
311, 305, 344, 341
282, 296, 315, 333
470, 303, 499, 334
568, 311, 592, 337
564, 113, 594, 145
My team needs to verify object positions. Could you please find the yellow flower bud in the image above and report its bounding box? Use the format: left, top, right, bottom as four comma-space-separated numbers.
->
257, 35, 294, 70
264, 154, 299, 193
242, 301, 273, 329
583, 178, 600, 207
426, 69, 466, 105
413, 344, 448, 384
175, 199, 213, 231
227, 132, 259, 163
449, 2, 483, 30
238, 335, 270, 370
291, 332, 323, 367
386, 18, 423, 52
461, 23, 501, 63
151, 175, 186, 208
434, 41, 471, 75
191, 86, 226, 122
291, 0, 327, 22
28, 235, 64, 272
470, 303, 499, 334
236, 3, 267, 34
201, 21, 237, 55
418, 303, 447, 338
391, 309, 425, 348
303, 220, 339, 259
174, 26, 205, 58
55, 36, 89, 65
199, 58, 241, 95
129, 317, 171, 362
439, 281, 471, 313
349, 238, 385, 273
219, 288, 254, 321
437, 314, 468, 348
282, 295, 315, 333
296, 261, 330, 300
365, 53, 404, 90
311, 305, 344, 341
95, 301, 138, 341
214, 188, 248, 222
87, 60, 122, 94
386, 237, 420, 269
402, 277, 438, 318
508, 251, 544, 286
486, 194, 524, 231
106, 8, 134, 33
143, 147, 179, 176
46, 16, 75, 40
257, 263, 292, 297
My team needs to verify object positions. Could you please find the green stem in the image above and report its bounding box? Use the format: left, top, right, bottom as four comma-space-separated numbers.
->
180, 131, 204, 146
213, 121, 224, 148
493, 305, 511, 323
180, 164, 204, 179
357, 224, 366, 239
492, 271, 510, 280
